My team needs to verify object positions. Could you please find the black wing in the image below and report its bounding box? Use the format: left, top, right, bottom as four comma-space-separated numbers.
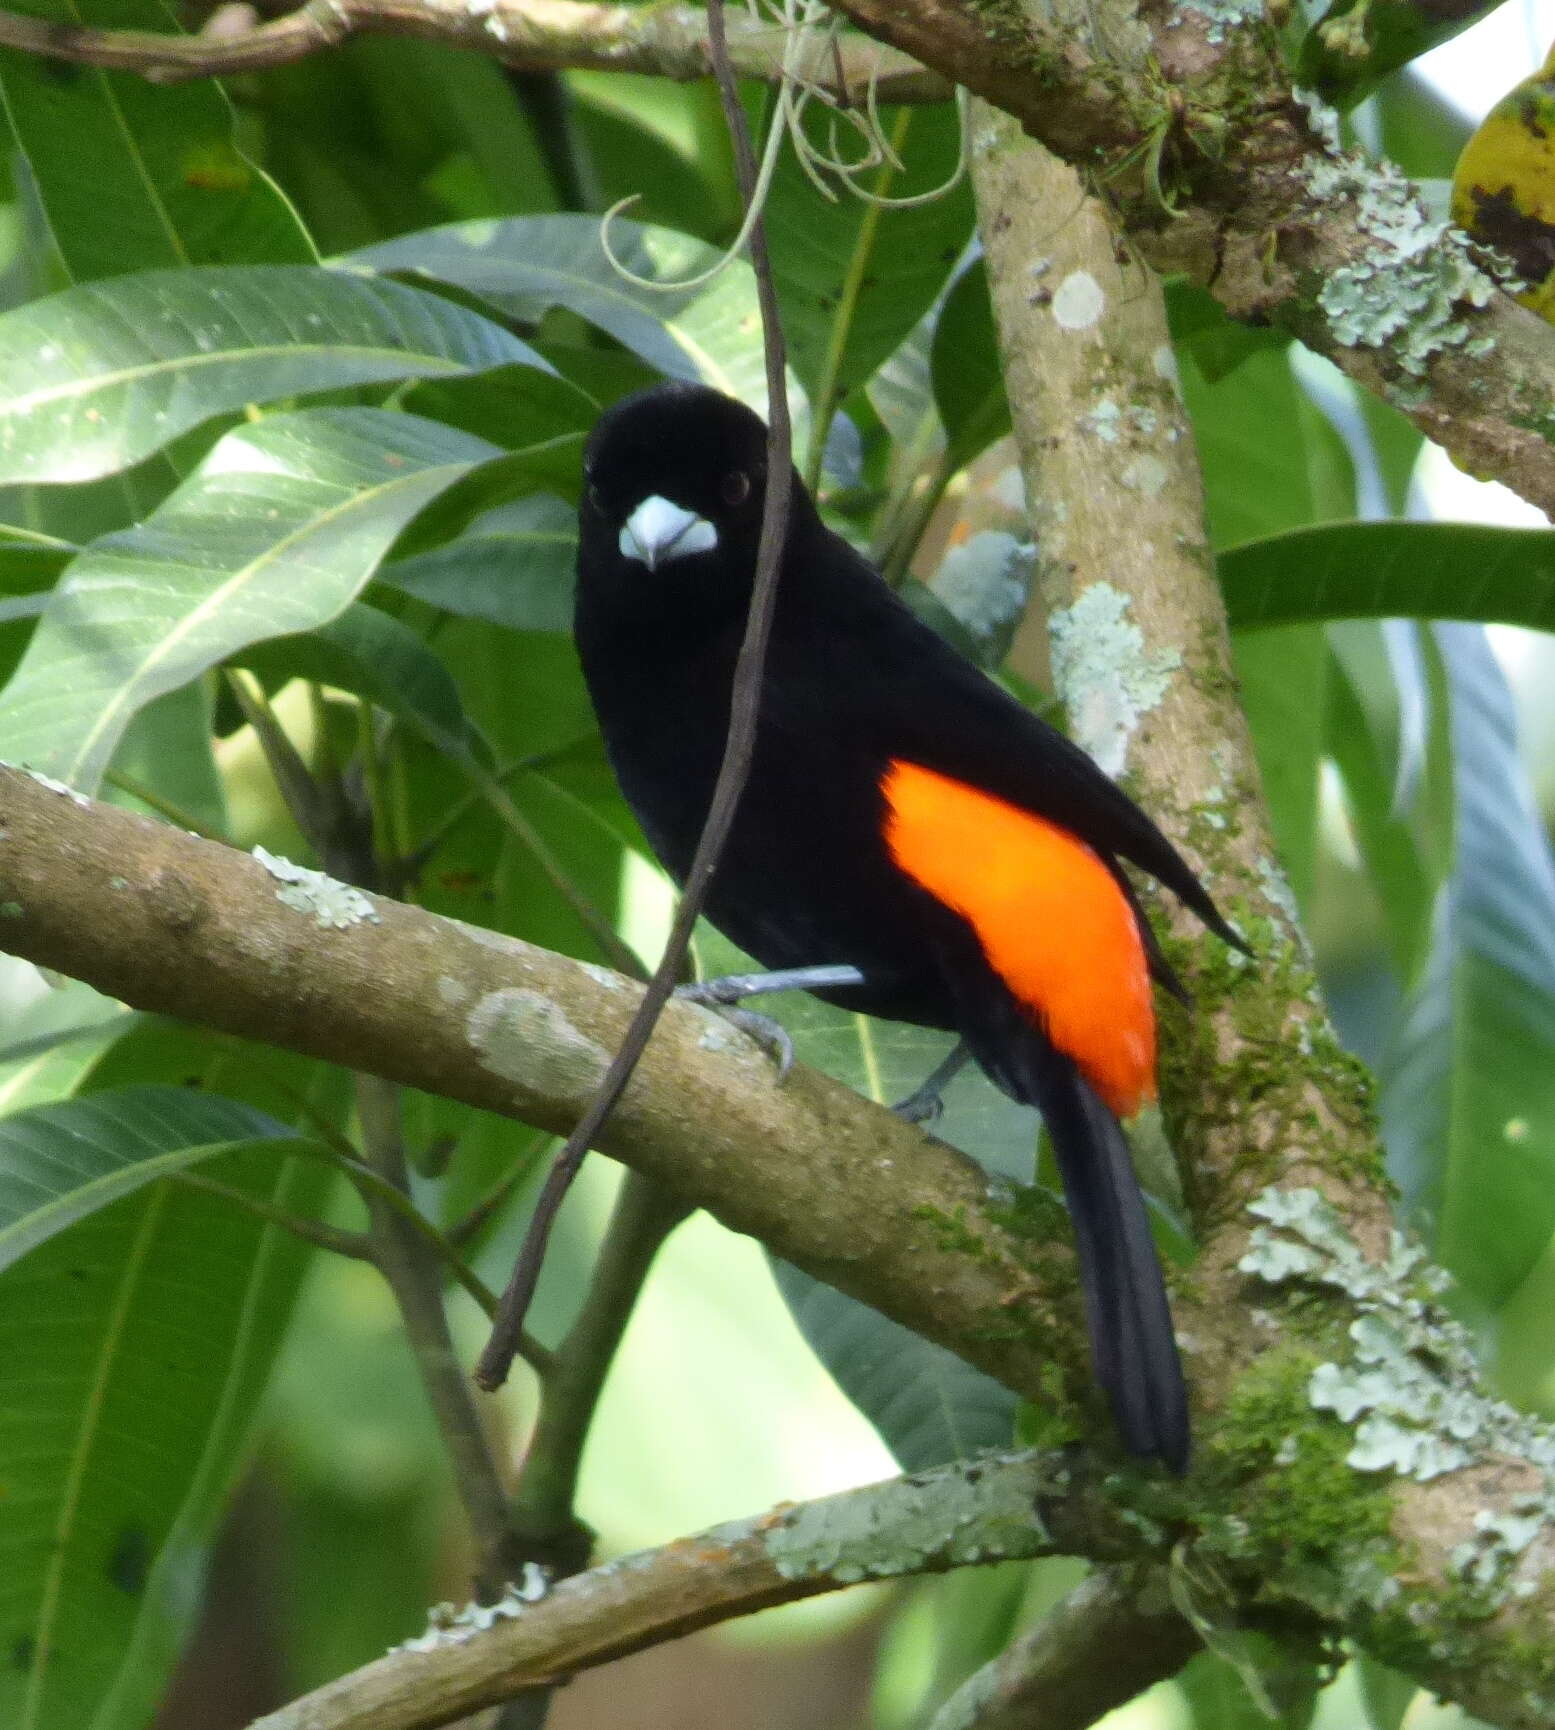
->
781, 532, 1248, 958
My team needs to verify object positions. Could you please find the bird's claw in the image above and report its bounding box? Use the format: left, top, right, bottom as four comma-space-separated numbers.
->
891, 1085, 945, 1125
719, 1005, 795, 1079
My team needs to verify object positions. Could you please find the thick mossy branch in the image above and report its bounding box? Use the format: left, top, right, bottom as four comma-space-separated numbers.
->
968, 120, 1555, 1727
830, 0, 1555, 517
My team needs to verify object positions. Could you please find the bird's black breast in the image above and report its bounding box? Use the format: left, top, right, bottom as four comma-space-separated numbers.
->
574, 586, 957, 1029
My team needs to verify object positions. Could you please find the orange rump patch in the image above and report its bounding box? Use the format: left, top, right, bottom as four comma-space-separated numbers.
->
881, 759, 1155, 1116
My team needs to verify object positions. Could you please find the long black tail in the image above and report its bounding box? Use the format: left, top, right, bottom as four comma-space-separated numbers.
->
1038, 1061, 1189, 1471
930, 928, 1190, 1469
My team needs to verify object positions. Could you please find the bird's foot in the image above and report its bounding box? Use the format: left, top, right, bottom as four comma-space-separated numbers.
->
702, 1003, 796, 1078
674, 966, 864, 1081
891, 1041, 974, 1123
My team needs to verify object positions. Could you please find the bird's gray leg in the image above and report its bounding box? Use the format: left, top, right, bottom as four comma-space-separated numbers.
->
674, 965, 866, 1078
892, 1041, 974, 1123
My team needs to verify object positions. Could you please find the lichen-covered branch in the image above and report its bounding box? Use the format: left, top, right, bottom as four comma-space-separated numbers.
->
826, 0, 1555, 520
0, 0, 946, 99
247, 1451, 1109, 1730
7, 760, 1555, 1713
0, 764, 1099, 1408
966, 122, 1555, 1728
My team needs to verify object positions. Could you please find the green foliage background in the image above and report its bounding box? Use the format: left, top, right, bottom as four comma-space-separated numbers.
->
0, 10, 1540, 1728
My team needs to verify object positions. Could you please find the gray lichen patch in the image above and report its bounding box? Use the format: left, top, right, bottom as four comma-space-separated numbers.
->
25, 769, 89, 807
1049, 583, 1182, 776
764, 1454, 1050, 1584
1242, 1188, 1555, 1489
1168, 0, 1262, 43
251, 846, 381, 929
394, 1564, 550, 1654
1304, 156, 1497, 381
467, 986, 609, 1099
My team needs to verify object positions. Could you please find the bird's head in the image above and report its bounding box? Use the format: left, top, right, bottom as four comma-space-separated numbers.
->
578, 382, 791, 588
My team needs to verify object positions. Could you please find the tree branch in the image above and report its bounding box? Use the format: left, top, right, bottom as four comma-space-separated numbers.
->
246, 1449, 1109, 1730
0, 764, 1093, 1404
0, 0, 947, 99
925, 1567, 1198, 1730
819, 0, 1555, 522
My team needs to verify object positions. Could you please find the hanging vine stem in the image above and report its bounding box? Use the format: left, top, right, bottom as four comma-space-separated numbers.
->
474, 0, 797, 1394
599, 0, 968, 296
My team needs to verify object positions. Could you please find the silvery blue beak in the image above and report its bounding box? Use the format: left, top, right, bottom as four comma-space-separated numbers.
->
619, 494, 719, 570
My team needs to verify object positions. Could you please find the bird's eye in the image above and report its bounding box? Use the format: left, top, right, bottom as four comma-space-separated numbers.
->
721, 469, 751, 507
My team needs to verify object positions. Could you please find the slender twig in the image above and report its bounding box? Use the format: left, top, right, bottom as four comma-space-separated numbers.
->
236, 681, 532, 1599
475, 0, 795, 1392
356, 1073, 529, 1600
170, 1169, 376, 1261
509, 1172, 689, 1569
102, 768, 229, 842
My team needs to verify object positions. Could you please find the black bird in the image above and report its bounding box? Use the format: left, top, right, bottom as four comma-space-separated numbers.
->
573, 380, 1243, 1471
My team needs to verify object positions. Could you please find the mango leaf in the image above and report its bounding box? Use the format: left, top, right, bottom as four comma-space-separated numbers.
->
930, 257, 1009, 476
348, 213, 770, 405
763, 100, 972, 453
1187, 342, 1354, 915
0, 987, 130, 1116
1325, 646, 1435, 985
768, 1258, 1018, 1471
0, 265, 540, 485
1356, 1655, 1420, 1730
0, 1086, 327, 1730
0, 1084, 315, 1274
1220, 521, 1555, 633
0, 408, 504, 792
693, 925, 1022, 1468
234, 601, 475, 759
1383, 625, 1555, 1312
0, 0, 311, 283
382, 492, 577, 633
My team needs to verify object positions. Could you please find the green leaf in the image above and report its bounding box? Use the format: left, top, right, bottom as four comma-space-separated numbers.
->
0, 1089, 326, 1730
763, 100, 973, 464
1383, 626, 1555, 1312
349, 213, 773, 405
1221, 522, 1555, 633
692, 925, 1022, 1467
0, 988, 130, 1117
1176, 1644, 1319, 1729
382, 493, 577, 633
235, 600, 476, 759
0, 265, 541, 485
1326, 644, 1435, 984
1355, 1655, 1419, 1730
0, 407, 505, 792
1165, 279, 1288, 384
400, 363, 598, 454
769, 1260, 1017, 1470
1188, 342, 1352, 918
1181, 344, 1353, 549
1233, 626, 1327, 914
0, 1084, 312, 1274
930, 257, 1009, 477
0, 0, 312, 282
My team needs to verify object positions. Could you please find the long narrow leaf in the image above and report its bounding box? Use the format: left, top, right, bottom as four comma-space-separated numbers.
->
0, 408, 505, 792
1383, 626, 1555, 1312
1221, 521, 1555, 632
0, 267, 542, 485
